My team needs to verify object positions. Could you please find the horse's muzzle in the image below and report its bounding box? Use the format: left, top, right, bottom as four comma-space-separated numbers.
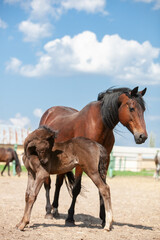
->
134, 133, 148, 144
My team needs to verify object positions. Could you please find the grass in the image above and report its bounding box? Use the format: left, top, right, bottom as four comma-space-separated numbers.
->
0, 164, 154, 177
0, 165, 27, 172
108, 169, 154, 177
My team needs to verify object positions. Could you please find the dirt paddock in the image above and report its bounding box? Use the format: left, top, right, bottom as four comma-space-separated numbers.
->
0, 173, 160, 240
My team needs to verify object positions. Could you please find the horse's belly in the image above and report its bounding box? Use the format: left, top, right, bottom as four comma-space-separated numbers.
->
49, 156, 78, 175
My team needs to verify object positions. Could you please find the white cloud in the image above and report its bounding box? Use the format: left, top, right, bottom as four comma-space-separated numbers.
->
6, 31, 160, 84
9, 113, 30, 128
18, 20, 52, 42
6, 57, 22, 72
0, 18, 8, 29
5, 0, 107, 16
33, 108, 43, 118
61, 0, 107, 14
5, 0, 107, 42
134, 0, 160, 10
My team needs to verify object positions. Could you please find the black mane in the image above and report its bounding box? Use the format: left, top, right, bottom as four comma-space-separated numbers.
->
97, 87, 145, 129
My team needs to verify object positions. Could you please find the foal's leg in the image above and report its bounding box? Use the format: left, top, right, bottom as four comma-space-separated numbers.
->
16, 171, 45, 231
87, 172, 113, 231
44, 176, 53, 219
52, 174, 65, 217
66, 166, 82, 224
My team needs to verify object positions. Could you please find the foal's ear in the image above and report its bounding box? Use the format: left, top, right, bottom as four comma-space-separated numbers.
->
139, 88, 147, 97
131, 86, 139, 97
26, 140, 37, 156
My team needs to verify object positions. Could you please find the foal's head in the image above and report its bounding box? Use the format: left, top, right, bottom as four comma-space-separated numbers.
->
25, 126, 57, 164
98, 86, 147, 144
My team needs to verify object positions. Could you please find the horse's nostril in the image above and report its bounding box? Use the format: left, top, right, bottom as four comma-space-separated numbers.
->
134, 133, 147, 144
140, 133, 147, 141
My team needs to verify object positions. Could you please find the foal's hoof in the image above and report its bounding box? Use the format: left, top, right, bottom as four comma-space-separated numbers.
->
52, 208, 60, 218
45, 213, 53, 219
102, 221, 112, 231
16, 222, 27, 231
65, 219, 75, 226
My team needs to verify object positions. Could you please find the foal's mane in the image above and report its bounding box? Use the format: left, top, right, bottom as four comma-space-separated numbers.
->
97, 87, 145, 129
39, 125, 56, 134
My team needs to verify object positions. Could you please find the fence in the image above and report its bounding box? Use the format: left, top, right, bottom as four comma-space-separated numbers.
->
109, 146, 159, 172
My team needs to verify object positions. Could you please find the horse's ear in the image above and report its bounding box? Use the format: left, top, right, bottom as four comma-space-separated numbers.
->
139, 88, 147, 96
131, 87, 139, 97
26, 140, 37, 156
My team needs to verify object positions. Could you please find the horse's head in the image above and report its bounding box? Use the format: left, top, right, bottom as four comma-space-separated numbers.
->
118, 87, 147, 144
25, 126, 57, 164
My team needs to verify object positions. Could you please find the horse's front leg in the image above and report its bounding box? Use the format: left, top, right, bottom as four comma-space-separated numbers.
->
16, 171, 46, 231
66, 166, 82, 225
44, 176, 53, 219
52, 174, 65, 217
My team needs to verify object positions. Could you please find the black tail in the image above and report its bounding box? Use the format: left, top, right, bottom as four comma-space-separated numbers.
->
64, 171, 75, 197
13, 150, 22, 174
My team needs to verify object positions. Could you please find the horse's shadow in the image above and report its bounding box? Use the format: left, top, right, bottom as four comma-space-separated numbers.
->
30, 213, 153, 231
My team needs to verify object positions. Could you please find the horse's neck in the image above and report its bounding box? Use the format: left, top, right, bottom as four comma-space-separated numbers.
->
80, 101, 115, 151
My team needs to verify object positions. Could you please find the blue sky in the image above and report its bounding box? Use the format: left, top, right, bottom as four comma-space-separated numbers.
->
0, 0, 160, 147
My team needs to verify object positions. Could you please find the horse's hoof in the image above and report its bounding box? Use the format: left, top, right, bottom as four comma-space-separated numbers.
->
65, 219, 75, 226
52, 208, 60, 218
102, 221, 112, 231
16, 223, 25, 231
45, 213, 53, 219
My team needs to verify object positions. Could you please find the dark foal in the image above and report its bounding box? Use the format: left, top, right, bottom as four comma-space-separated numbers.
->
39, 86, 147, 224
17, 126, 113, 231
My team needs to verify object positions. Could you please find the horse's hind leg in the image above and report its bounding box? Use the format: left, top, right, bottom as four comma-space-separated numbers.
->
8, 162, 10, 176
16, 171, 45, 231
44, 176, 53, 219
52, 174, 65, 217
1, 162, 9, 176
87, 172, 113, 231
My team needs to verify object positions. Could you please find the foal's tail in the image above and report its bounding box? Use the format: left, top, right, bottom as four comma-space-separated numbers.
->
64, 171, 75, 197
98, 146, 108, 183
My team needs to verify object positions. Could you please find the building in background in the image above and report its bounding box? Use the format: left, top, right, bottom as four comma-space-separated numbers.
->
0, 124, 30, 164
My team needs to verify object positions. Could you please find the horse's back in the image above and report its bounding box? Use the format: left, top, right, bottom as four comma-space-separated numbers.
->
0, 148, 8, 162
40, 106, 78, 127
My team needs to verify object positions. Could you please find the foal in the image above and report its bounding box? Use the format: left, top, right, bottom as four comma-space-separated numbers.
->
17, 126, 113, 231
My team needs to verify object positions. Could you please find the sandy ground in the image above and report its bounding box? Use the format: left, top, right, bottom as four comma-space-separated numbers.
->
0, 173, 160, 240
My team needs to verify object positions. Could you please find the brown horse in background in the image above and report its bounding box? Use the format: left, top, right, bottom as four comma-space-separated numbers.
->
0, 147, 22, 176
39, 86, 147, 225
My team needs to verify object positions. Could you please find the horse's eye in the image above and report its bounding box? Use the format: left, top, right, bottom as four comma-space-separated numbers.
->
129, 107, 135, 112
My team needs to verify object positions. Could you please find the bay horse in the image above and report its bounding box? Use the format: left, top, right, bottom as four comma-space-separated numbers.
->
0, 147, 22, 176
17, 126, 112, 231
39, 86, 147, 225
